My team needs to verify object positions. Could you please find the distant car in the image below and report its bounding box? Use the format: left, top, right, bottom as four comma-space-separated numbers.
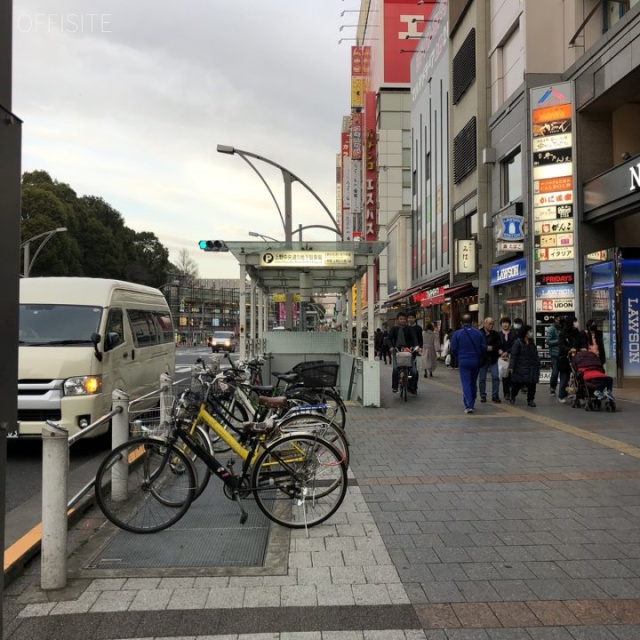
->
210, 331, 237, 353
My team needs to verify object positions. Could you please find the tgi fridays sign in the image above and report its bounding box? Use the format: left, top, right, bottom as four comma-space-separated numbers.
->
534, 272, 576, 384
530, 83, 576, 269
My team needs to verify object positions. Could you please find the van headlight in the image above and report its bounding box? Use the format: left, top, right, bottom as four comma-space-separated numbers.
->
64, 376, 102, 396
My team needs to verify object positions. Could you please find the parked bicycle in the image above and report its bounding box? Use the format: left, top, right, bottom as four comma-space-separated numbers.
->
94, 388, 348, 534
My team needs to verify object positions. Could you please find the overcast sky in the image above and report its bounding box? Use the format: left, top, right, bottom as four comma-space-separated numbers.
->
13, 0, 355, 278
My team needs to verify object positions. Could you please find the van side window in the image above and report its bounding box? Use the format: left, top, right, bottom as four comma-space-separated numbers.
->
154, 311, 175, 344
127, 310, 159, 347
105, 308, 124, 351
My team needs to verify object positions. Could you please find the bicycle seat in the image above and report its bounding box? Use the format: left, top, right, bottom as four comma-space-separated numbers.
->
242, 420, 278, 436
251, 385, 275, 394
274, 372, 299, 384
258, 396, 288, 409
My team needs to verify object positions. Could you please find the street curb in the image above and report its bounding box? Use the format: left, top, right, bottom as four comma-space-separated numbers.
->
3, 494, 94, 588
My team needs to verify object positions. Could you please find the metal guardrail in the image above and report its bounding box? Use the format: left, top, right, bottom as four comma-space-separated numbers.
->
40, 374, 177, 590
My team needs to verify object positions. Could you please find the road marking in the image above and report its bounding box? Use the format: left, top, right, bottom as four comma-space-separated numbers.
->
4, 508, 75, 571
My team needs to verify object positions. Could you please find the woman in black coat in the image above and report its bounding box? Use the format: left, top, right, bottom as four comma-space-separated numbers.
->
508, 324, 540, 407
557, 315, 585, 403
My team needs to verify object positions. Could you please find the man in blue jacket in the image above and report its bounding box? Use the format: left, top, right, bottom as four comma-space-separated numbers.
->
450, 314, 487, 414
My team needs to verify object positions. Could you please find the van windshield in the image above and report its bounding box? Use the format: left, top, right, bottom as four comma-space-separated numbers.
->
19, 304, 103, 346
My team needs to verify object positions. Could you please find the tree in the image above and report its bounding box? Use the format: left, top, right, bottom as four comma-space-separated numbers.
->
172, 248, 199, 282
20, 170, 172, 286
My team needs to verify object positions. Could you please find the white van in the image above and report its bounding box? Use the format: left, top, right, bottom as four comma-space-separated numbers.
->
16, 277, 176, 438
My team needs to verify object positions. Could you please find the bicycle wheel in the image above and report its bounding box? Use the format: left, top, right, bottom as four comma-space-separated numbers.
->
276, 413, 349, 467
399, 369, 408, 402
181, 424, 213, 500
95, 437, 196, 534
251, 433, 348, 529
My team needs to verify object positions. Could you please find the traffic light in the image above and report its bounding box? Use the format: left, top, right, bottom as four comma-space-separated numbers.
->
198, 240, 229, 252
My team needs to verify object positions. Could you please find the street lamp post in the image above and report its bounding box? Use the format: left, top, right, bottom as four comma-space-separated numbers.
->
217, 144, 342, 331
21, 227, 67, 277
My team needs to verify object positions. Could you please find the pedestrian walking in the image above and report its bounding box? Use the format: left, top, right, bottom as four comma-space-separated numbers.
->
442, 328, 457, 368
545, 315, 564, 396
498, 317, 517, 401
450, 314, 487, 414
406, 312, 423, 393
508, 323, 540, 407
374, 328, 384, 360
478, 317, 502, 403
422, 322, 440, 378
380, 329, 391, 364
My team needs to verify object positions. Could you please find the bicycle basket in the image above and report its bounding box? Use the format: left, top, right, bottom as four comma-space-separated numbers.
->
130, 406, 173, 437
292, 360, 327, 375
395, 351, 413, 368
298, 362, 339, 388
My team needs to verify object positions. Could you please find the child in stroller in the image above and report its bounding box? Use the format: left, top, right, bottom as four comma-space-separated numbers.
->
570, 349, 616, 412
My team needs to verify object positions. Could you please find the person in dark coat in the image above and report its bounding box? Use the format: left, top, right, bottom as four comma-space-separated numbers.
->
508, 324, 540, 407
497, 317, 517, 401
478, 317, 502, 403
583, 319, 606, 366
388, 311, 422, 393
557, 315, 586, 403
450, 314, 487, 414
374, 328, 384, 360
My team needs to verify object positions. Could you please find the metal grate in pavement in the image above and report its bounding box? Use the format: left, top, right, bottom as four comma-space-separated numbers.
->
86, 484, 271, 570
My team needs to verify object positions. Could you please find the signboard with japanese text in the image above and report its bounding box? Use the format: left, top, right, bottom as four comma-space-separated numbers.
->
260, 251, 354, 268
456, 239, 476, 274
530, 83, 577, 361
364, 90, 377, 241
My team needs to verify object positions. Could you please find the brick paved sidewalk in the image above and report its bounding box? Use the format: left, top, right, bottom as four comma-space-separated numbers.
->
4, 364, 640, 639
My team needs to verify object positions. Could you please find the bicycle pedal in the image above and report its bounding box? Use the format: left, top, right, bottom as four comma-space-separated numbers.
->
239, 511, 248, 525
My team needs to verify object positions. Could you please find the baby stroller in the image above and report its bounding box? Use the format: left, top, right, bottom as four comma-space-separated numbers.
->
569, 350, 616, 412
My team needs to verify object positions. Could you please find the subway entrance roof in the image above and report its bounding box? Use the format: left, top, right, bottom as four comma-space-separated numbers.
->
224, 241, 387, 295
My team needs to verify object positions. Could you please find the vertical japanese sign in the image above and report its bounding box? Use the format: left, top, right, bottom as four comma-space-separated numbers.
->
341, 128, 353, 241
530, 83, 576, 380
351, 112, 363, 218
456, 240, 476, 273
364, 90, 377, 241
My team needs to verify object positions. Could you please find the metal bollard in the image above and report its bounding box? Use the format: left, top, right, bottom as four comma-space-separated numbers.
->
111, 389, 130, 502
41, 421, 69, 590
159, 373, 173, 426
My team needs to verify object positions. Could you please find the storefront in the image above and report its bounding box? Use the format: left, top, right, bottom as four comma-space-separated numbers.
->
584, 249, 640, 388
583, 158, 640, 387
490, 257, 528, 324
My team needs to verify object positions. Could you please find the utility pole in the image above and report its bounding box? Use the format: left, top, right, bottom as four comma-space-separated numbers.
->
0, 0, 22, 633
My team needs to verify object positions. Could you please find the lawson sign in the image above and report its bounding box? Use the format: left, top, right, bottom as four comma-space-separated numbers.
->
490, 258, 527, 287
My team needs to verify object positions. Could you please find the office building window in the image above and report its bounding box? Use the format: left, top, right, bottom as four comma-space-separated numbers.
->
452, 28, 476, 104
502, 149, 522, 205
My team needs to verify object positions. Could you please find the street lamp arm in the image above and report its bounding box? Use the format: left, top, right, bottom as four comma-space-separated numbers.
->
20, 226, 67, 249
21, 227, 68, 277
217, 145, 342, 238
292, 224, 343, 239
287, 173, 343, 238
234, 153, 286, 232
